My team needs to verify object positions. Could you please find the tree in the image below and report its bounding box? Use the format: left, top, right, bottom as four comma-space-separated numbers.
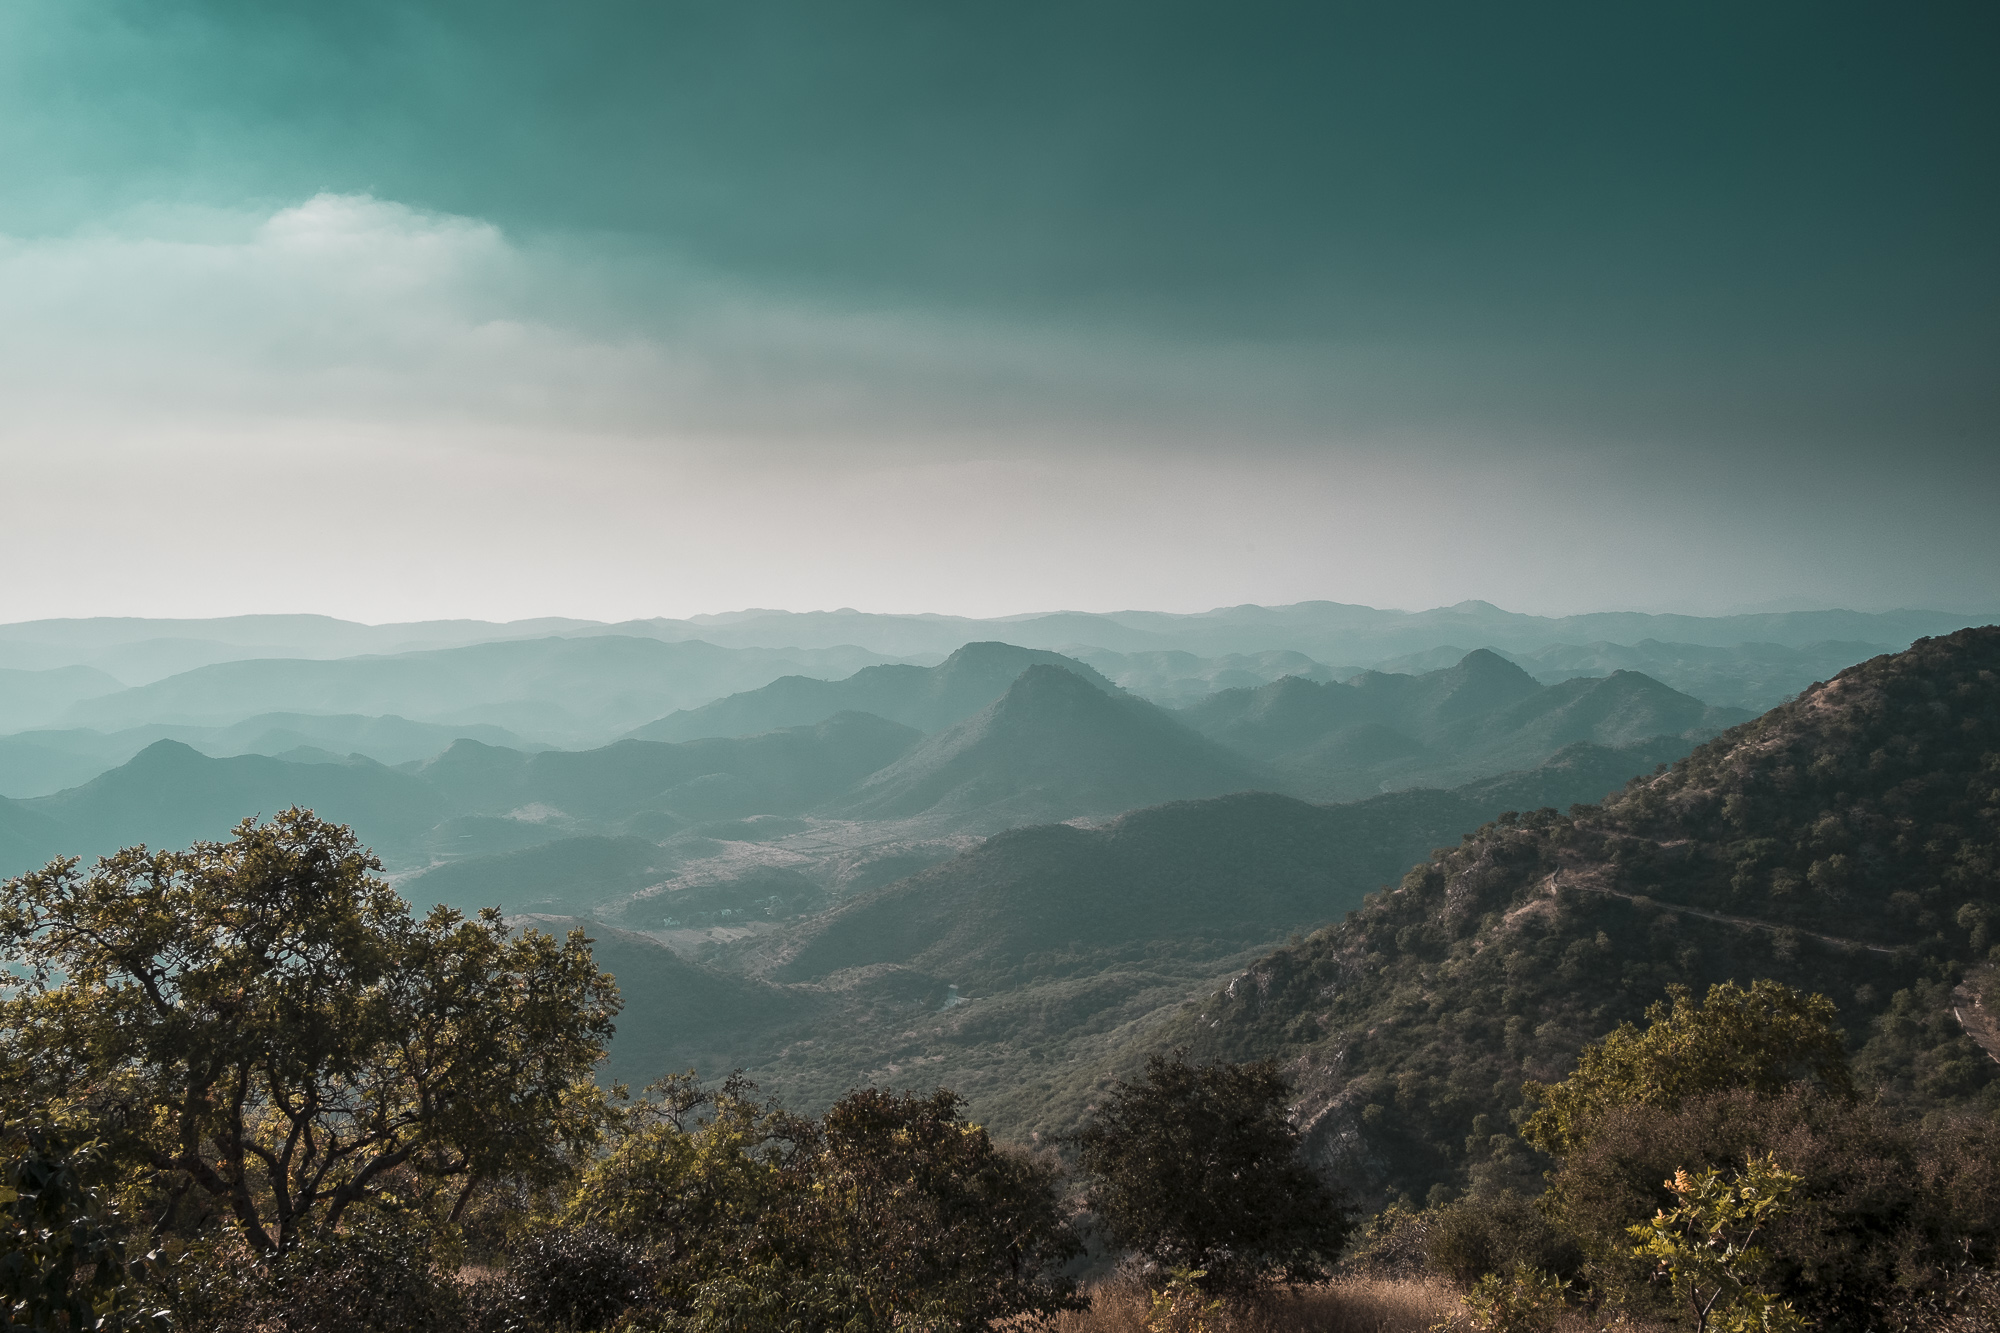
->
1071, 1051, 1349, 1296
1627, 1154, 1806, 1333
803, 1087, 1082, 1328
0, 810, 620, 1256
1520, 980, 1851, 1158
556, 1077, 1081, 1332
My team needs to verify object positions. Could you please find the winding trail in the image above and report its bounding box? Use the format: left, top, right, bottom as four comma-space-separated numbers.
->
1547, 871, 1897, 956
1547, 873, 2000, 1067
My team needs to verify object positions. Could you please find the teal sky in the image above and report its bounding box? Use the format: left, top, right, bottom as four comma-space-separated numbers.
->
1, 1, 1995, 621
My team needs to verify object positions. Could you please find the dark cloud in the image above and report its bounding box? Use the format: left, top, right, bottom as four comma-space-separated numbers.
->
0, 1, 1994, 618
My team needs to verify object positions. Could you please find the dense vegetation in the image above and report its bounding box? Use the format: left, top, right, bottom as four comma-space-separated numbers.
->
1169, 627, 2000, 1205
0, 815, 1343, 1331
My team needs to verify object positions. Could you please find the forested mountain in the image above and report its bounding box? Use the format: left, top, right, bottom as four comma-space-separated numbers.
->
630, 642, 1117, 741
1157, 628, 2000, 1204
1184, 650, 1746, 799
1501, 638, 1897, 712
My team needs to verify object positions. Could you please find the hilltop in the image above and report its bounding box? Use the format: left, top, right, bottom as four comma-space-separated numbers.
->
1184, 649, 1747, 799
1155, 628, 2000, 1203
829, 665, 1262, 825
630, 642, 1118, 741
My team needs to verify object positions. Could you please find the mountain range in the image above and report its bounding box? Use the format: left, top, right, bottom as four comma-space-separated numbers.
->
2, 602, 1976, 686
55, 636, 898, 742
0, 643, 1749, 889
5, 613, 1993, 1218
1181, 650, 1747, 799
1157, 627, 2000, 1203
447, 734, 1692, 1099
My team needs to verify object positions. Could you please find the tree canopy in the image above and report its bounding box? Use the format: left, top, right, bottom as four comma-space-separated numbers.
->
1072, 1051, 1349, 1295
1520, 980, 1852, 1158
0, 810, 620, 1256
554, 1077, 1081, 1331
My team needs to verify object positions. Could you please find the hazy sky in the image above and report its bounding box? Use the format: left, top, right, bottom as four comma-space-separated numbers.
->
2, 1, 1995, 622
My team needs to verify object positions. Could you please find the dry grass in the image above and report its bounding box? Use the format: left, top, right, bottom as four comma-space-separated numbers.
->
1013, 1276, 1672, 1333
1023, 1275, 1462, 1333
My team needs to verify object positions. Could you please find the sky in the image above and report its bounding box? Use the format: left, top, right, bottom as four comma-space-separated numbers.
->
1, 0, 1996, 623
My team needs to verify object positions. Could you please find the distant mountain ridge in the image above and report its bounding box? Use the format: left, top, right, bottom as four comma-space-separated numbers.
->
828, 664, 1263, 826
57, 636, 900, 741
0, 713, 539, 801
1183, 649, 1748, 799
629, 642, 1119, 742
3, 603, 1977, 682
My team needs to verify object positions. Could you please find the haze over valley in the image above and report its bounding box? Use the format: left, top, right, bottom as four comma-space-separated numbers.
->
3, 602, 1989, 1135
6, 6, 1998, 1323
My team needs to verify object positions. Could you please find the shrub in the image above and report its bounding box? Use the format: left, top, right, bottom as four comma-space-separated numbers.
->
1545, 1087, 2000, 1330
1424, 1194, 1578, 1290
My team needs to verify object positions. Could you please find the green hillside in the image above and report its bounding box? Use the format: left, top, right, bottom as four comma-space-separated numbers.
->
515, 916, 828, 1091
1153, 627, 2000, 1204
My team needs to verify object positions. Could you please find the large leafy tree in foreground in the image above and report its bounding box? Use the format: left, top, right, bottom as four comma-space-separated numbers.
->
1073, 1051, 1350, 1296
0, 810, 620, 1256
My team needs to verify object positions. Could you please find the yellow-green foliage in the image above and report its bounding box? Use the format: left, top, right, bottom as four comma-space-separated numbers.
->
1459, 1263, 1570, 1333
1144, 1269, 1225, 1333
1521, 980, 1851, 1157
1626, 1154, 1805, 1333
